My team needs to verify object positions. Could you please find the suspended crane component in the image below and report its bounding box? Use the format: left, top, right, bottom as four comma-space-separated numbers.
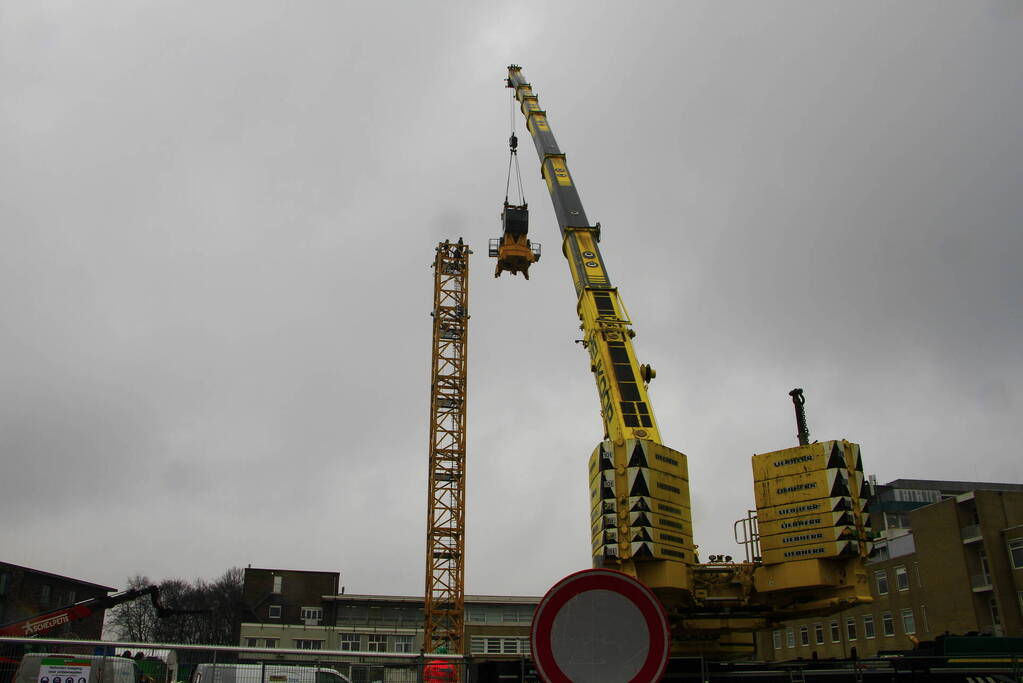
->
424, 239, 470, 664
490, 132, 541, 279
505, 66, 873, 655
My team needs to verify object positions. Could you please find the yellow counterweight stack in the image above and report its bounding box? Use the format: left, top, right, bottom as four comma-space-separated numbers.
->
752, 440, 873, 610
589, 440, 695, 596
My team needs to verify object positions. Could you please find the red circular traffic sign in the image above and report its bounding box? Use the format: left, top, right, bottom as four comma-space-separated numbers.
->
531, 569, 670, 683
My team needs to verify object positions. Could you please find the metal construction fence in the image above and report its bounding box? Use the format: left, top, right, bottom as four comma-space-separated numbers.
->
0, 638, 508, 683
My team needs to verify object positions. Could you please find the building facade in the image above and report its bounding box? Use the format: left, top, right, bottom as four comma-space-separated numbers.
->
756, 482, 1023, 660
0, 562, 113, 639
238, 568, 539, 682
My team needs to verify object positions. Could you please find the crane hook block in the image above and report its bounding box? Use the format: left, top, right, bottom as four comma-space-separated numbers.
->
489, 203, 540, 279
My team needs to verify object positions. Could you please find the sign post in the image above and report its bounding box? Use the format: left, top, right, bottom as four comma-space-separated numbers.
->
531, 569, 670, 683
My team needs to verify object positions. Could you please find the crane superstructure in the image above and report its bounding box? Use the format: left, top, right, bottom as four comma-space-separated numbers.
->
503, 65, 874, 655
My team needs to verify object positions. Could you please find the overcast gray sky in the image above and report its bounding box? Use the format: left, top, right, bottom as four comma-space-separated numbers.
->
2, 1, 1021, 599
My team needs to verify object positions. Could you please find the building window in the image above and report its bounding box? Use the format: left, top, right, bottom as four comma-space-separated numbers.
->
338, 605, 369, 623
501, 605, 533, 623
772, 631, 781, 649
340, 634, 361, 651
901, 609, 916, 635
799, 625, 809, 646
0, 573, 8, 596
470, 637, 529, 655
68, 591, 76, 604
830, 620, 840, 643
875, 570, 889, 595
472, 637, 502, 655
367, 635, 387, 652
863, 615, 875, 639
980, 549, 992, 585
265, 639, 277, 648
895, 566, 909, 592
246, 638, 259, 647
874, 543, 891, 561
786, 628, 795, 648
882, 612, 895, 637
301, 607, 322, 622
846, 617, 857, 641
914, 562, 922, 587
268, 605, 282, 619
294, 640, 323, 650
1008, 538, 1023, 569
466, 606, 486, 623
814, 623, 824, 645
393, 635, 413, 653
272, 576, 282, 594
40, 585, 51, 605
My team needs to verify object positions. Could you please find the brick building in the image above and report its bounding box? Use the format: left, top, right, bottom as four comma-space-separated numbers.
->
757, 482, 1023, 660
0, 562, 114, 639
238, 568, 539, 682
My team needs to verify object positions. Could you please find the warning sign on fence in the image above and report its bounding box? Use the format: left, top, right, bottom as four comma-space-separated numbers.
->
38, 658, 92, 683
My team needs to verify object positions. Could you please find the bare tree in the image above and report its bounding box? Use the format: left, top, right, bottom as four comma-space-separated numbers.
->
106, 574, 159, 641
107, 568, 245, 645
205, 567, 245, 645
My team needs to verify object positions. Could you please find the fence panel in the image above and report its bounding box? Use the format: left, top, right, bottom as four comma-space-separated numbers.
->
0, 639, 479, 683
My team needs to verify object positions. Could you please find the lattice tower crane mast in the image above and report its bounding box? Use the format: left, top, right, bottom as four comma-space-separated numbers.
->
424, 239, 470, 662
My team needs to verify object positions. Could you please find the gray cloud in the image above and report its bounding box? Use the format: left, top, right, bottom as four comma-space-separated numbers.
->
1, 0, 1020, 598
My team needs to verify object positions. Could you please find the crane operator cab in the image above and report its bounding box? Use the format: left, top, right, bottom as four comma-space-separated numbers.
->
490, 131, 540, 278
490, 202, 540, 278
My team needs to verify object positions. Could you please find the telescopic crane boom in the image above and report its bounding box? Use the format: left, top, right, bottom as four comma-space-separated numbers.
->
504, 66, 874, 655
506, 63, 692, 596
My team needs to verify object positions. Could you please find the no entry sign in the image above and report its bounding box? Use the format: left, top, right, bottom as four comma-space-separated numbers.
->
531, 569, 671, 683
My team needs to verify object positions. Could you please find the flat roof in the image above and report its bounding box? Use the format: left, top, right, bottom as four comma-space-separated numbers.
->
883, 479, 1023, 493
323, 594, 541, 604
0, 562, 115, 592
245, 567, 340, 575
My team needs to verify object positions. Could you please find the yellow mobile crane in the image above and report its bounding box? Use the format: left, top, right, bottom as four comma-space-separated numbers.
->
499, 66, 874, 655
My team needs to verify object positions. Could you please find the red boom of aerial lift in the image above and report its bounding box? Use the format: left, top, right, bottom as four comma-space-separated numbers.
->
0, 585, 206, 637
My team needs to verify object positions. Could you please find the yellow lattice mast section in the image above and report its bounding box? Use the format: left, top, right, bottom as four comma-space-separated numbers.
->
424, 239, 470, 661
